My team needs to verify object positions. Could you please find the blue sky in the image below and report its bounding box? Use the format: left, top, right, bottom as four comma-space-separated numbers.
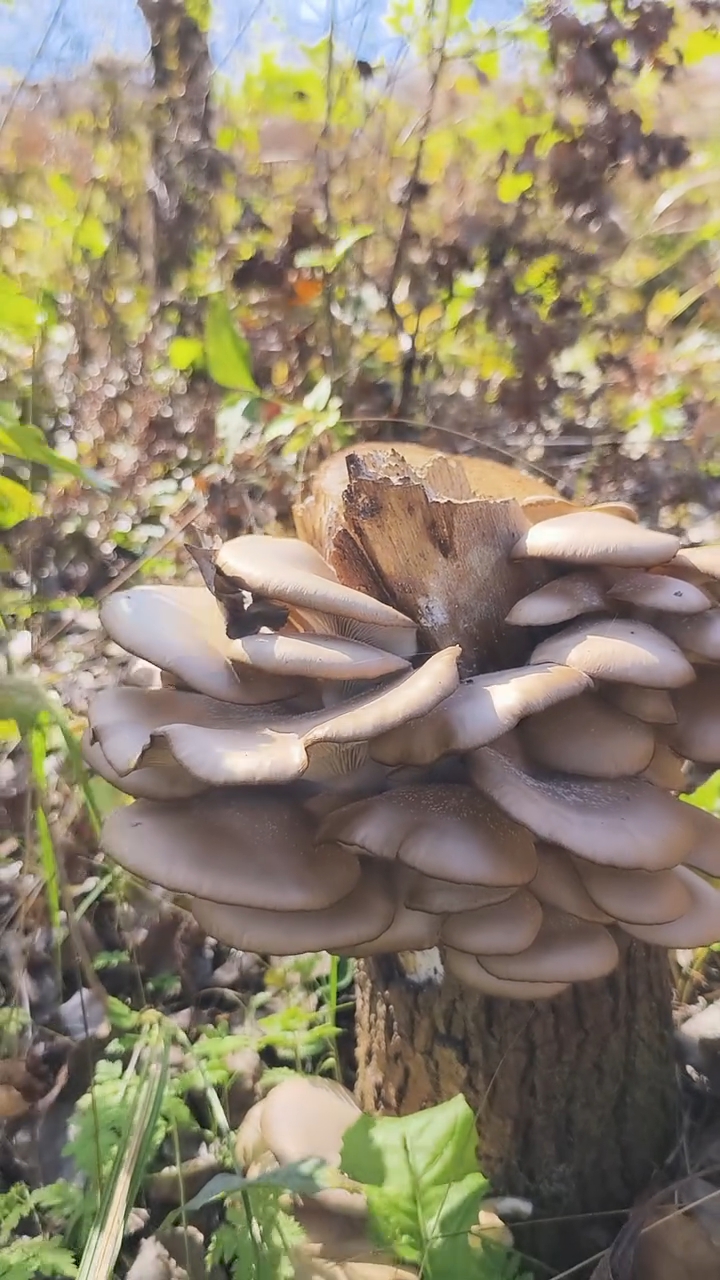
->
0, 0, 519, 82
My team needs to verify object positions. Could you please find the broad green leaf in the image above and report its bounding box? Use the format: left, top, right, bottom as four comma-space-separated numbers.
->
204, 298, 259, 392
341, 1096, 523, 1279
0, 421, 111, 490
0, 275, 44, 342
497, 172, 534, 204
168, 336, 205, 370
0, 476, 38, 528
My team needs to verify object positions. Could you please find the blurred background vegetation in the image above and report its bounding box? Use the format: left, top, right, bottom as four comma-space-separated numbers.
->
4, 2, 720, 1275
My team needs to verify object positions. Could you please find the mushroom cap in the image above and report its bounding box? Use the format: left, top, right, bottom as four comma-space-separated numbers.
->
444, 947, 570, 1000
505, 572, 607, 627
88, 686, 274, 777
259, 1076, 361, 1169
518, 692, 655, 779
370, 663, 592, 767
101, 788, 360, 910
338, 883, 441, 956
228, 632, 410, 681
574, 861, 691, 924
606, 570, 712, 614
684, 805, 720, 878
123, 647, 461, 787
671, 670, 720, 763
602, 684, 677, 724
81, 729, 206, 801
639, 742, 687, 792
317, 784, 537, 886
191, 861, 395, 954
100, 585, 300, 705
618, 867, 720, 947
469, 747, 696, 870
511, 511, 679, 568
530, 844, 613, 923
661, 610, 720, 662
439, 889, 542, 955
403, 871, 514, 914
672, 545, 720, 581
479, 908, 619, 984
530, 618, 695, 688
216, 535, 415, 634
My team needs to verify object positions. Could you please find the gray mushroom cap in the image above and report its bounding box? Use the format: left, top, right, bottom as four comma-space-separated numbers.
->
100, 585, 302, 705
337, 870, 441, 956
403, 871, 515, 914
228, 632, 411, 681
370, 663, 592, 767
479, 908, 619, 984
191, 861, 395, 955
317, 784, 538, 886
574, 861, 692, 925
444, 947, 570, 1000
518, 692, 655, 779
511, 511, 679, 567
81, 729, 205, 801
670, 670, 720, 763
684, 805, 720, 878
101, 788, 361, 910
439, 889, 543, 955
530, 618, 695, 688
605, 570, 712, 614
215, 535, 403, 624
602, 684, 677, 724
660, 610, 720, 662
618, 867, 720, 947
530, 844, 613, 923
470, 747, 696, 870
505, 572, 607, 626
90, 648, 460, 788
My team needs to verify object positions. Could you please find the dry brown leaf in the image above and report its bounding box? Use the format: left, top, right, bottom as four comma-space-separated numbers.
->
592, 1183, 720, 1279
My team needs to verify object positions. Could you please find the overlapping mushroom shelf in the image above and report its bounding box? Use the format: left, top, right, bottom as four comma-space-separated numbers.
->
87, 505, 720, 1000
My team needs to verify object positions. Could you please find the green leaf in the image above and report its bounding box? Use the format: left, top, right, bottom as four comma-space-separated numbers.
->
0, 419, 112, 490
181, 1158, 330, 1216
341, 1096, 523, 1279
0, 476, 38, 529
0, 1237, 78, 1279
496, 172, 534, 204
0, 275, 44, 342
682, 28, 720, 66
168, 336, 205, 371
303, 375, 332, 412
204, 298, 259, 392
76, 215, 109, 259
184, 0, 210, 32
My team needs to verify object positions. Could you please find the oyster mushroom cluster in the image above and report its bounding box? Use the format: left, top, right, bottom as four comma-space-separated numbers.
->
86, 442, 720, 1000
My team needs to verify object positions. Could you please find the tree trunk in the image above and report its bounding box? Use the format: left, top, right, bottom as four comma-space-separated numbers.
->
138, 0, 227, 291
355, 944, 677, 1269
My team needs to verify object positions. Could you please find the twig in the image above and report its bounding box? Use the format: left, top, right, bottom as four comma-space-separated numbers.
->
0, 0, 67, 139
385, 3, 450, 414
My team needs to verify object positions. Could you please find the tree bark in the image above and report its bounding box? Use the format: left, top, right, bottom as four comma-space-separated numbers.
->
355, 944, 677, 1268
138, 0, 227, 291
